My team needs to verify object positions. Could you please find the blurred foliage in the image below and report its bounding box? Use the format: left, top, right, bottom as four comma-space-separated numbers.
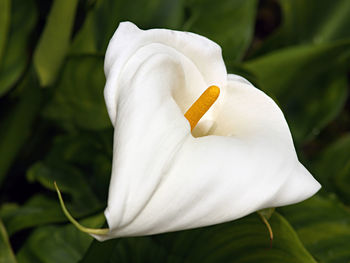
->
0, 0, 37, 95
244, 40, 349, 144
44, 55, 110, 130
0, 219, 17, 263
80, 213, 316, 263
34, 0, 79, 86
0, 0, 349, 262
184, 0, 258, 62
281, 194, 350, 263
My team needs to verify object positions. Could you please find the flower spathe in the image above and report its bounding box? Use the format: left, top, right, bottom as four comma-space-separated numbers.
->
96, 22, 321, 240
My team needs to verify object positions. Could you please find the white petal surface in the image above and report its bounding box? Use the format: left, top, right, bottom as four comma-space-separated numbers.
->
97, 22, 321, 241
104, 22, 227, 126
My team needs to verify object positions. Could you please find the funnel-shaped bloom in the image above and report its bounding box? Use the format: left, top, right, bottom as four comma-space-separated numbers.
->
95, 22, 320, 240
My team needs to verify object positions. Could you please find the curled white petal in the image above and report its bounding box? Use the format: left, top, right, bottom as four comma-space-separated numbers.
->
104, 22, 227, 126
96, 22, 321, 241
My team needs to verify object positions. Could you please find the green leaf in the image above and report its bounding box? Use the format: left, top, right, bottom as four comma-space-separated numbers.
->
0, 219, 17, 263
0, 68, 43, 186
26, 131, 112, 215
70, 0, 184, 55
280, 0, 350, 43
44, 55, 110, 130
81, 213, 316, 263
0, 195, 66, 236
46, 132, 112, 198
157, 213, 316, 263
244, 40, 350, 145
0, 0, 37, 96
252, 0, 350, 57
27, 162, 102, 214
335, 161, 350, 204
311, 134, 350, 203
16, 214, 105, 263
78, 239, 121, 263
185, 0, 258, 62
281, 194, 350, 263
0, 0, 11, 64
34, 0, 79, 86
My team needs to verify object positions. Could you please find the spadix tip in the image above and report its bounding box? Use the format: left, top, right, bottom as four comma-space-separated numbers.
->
184, 85, 220, 131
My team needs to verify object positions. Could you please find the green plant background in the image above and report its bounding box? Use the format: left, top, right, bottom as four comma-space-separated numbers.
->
0, 0, 350, 262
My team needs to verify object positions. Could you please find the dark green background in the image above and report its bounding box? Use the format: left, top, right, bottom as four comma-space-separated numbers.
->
0, 0, 350, 262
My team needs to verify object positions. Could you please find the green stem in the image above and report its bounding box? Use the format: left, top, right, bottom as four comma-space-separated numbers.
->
54, 181, 109, 235
258, 211, 274, 247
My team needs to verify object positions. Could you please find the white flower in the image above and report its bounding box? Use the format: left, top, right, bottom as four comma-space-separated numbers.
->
87, 22, 321, 240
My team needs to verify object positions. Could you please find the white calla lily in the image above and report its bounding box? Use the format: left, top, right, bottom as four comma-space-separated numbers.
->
59, 21, 321, 241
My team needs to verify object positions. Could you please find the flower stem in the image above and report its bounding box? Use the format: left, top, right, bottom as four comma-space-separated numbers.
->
258, 211, 274, 248
54, 181, 109, 235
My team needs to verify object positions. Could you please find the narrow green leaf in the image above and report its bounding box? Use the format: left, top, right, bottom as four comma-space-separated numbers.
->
0, 0, 11, 64
0, 69, 43, 186
0, 0, 37, 96
0, 219, 17, 263
34, 0, 79, 86
281, 194, 350, 263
